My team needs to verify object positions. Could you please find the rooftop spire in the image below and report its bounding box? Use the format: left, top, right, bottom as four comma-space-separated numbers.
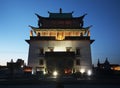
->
97, 59, 100, 67
104, 57, 110, 65
60, 8, 62, 14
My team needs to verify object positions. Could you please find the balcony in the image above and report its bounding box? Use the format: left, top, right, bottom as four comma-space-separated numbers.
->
30, 36, 90, 40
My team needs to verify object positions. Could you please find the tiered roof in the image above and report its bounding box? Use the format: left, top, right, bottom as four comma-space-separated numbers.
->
30, 8, 88, 29
26, 9, 94, 42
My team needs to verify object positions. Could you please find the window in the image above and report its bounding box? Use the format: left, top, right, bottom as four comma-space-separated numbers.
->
76, 59, 80, 65
50, 48, 53, 52
80, 32, 83, 36
48, 47, 54, 52
76, 48, 81, 56
66, 48, 70, 52
37, 32, 40, 36
39, 59, 44, 65
39, 48, 44, 55
66, 47, 72, 52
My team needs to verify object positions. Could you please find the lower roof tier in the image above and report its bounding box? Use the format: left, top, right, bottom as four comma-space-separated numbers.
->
26, 36, 94, 44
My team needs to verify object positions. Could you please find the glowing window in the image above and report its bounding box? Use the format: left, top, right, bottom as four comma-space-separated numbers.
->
56, 32, 65, 40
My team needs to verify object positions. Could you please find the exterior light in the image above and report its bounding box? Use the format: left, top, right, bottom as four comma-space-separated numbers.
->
56, 32, 65, 40
43, 71, 46, 75
21, 65, 24, 68
87, 70, 92, 76
32, 69, 34, 74
53, 71, 58, 76
54, 47, 65, 51
80, 69, 85, 74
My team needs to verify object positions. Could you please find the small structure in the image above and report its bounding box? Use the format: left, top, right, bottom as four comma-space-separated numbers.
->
97, 58, 120, 71
7, 59, 24, 75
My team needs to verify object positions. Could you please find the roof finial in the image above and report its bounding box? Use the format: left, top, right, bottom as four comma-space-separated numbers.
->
60, 8, 62, 14
97, 58, 100, 67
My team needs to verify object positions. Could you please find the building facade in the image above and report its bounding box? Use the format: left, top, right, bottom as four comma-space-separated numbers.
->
26, 9, 94, 75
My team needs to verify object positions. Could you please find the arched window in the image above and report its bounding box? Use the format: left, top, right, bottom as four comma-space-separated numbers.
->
37, 32, 40, 36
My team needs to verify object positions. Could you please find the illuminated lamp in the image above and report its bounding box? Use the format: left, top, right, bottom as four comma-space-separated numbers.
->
43, 71, 46, 75
87, 70, 92, 76
80, 69, 85, 74
21, 65, 24, 68
56, 32, 65, 40
53, 71, 58, 76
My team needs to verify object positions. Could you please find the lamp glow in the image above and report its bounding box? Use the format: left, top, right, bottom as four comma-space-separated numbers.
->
54, 47, 65, 51
43, 71, 46, 75
80, 69, 85, 74
21, 65, 24, 68
87, 70, 92, 76
53, 71, 58, 76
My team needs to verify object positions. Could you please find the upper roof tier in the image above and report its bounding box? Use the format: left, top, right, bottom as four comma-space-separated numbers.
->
48, 8, 73, 19
49, 12, 73, 19
32, 8, 88, 29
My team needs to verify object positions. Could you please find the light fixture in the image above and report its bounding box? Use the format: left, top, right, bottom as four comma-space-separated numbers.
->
21, 65, 24, 68
53, 71, 58, 76
80, 69, 85, 74
87, 70, 92, 76
43, 71, 46, 75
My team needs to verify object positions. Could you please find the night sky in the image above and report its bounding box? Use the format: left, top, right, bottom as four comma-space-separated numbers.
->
0, 0, 120, 66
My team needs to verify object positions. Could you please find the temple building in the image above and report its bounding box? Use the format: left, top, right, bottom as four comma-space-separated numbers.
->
26, 9, 94, 75
97, 58, 120, 71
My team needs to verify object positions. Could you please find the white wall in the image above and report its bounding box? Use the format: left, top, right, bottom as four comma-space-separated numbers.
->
28, 40, 92, 73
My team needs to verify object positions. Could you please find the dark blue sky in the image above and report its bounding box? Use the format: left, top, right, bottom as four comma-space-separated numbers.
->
0, 0, 120, 66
